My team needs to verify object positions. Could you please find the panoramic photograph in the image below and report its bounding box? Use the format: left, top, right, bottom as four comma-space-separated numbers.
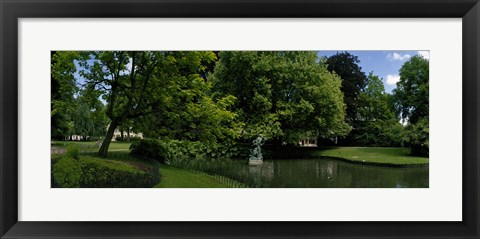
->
51, 50, 429, 188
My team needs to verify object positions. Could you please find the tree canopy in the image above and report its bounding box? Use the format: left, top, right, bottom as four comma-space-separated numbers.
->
209, 51, 350, 144
393, 55, 429, 124
393, 55, 429, 156
326, 52, 368, 123
325, 52, 369, 145
354, 72, 404, 146
51, 51, 78, 140
76, 51, 233, 156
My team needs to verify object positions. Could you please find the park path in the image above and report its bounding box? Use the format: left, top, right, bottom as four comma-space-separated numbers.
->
51, 146, 66, 154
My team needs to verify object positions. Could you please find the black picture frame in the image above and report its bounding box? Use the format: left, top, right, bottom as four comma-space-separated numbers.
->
1, 0, 479, 238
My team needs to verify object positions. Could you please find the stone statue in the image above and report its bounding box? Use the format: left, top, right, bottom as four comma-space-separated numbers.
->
249, 134, 266, 162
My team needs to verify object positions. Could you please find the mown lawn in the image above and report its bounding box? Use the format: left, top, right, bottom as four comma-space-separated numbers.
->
154, 165, 228, 188
52, 141, 131, 151
313, 147, 428, 166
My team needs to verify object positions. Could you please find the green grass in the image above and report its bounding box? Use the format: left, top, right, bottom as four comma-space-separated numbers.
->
154, 165, 229, 188
106, 142, 132, 150
52, 141, 131, 152
313, 147, 428, 166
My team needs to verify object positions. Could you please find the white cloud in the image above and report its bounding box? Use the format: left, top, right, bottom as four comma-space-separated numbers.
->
387, 52, 411, 61
417, 50, 430, 60
386, 74, 401, 86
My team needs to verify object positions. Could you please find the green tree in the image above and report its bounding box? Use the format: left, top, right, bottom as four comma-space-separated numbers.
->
393, 55, 429, 156
210, 51, 349, 144
135, 84, 242, 147
393, 56, 429, 124
51, 51, 78, 140
355, 73, 404, 146
77, 51, 218, 156
406, 118, 429, 156
326, 52, 368, 125
71, 94, 108, 140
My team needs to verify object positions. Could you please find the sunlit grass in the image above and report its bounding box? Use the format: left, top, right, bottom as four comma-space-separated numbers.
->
154, 165, 228, 188
314, 147, 428, 165
52, 141, 131, 152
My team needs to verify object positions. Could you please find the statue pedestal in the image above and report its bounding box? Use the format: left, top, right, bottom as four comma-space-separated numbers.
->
249, 160, 263, 166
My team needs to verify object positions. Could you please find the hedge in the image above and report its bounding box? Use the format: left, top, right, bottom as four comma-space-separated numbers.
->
52, 156, 160, 188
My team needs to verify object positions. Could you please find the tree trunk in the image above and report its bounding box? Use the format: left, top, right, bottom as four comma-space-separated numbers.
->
98, 121, 119, 157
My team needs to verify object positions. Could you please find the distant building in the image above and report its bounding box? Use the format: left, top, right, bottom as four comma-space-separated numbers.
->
70, 135, 83, 141
67, 125, 144, 141
112, 127, 143, 141
299, 138, 318, 147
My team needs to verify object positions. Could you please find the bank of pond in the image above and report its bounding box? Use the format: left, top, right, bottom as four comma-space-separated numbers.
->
51, 144, 429, 188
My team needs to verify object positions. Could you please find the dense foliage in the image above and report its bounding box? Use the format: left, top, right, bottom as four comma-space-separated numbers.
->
52, 156, 160, 188
354, 73, 404, 146
405, 118, 429, 156
130, 138, 249, 164
210, 51, 350, 144
130, 139, 168, 163
325, 52, 368, 145
393, 56, 429, 156
393, 56, 429, 124
324, 53, 406, 147
75, 51, 241, 156
51, 51, 78, 140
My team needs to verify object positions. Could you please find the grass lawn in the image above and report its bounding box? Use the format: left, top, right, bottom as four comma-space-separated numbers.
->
106, 142, 132, 150
313, 147, 428, 166
52, 141, 132, 151
154, 165, 228, 188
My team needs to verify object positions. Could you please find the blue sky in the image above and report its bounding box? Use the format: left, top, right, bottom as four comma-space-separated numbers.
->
317, 50, 429, 93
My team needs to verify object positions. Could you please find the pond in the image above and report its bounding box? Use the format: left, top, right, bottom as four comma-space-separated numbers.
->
242, 158, 428, 188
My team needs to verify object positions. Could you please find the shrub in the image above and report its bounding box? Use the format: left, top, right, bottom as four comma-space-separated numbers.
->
79, 158, 160, 188
52, 156, 160, 188
407, 118, 429, 157
131, 139, 250, 164
52, 157, 82, 187
129, 136, 142, 142
66, 144, 80, 159
130, 139, 168, 163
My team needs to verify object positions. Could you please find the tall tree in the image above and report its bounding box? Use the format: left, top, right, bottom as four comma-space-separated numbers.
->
210, 51, 350, 144
77, 51, 217, 156
392, 55, 429, 124
326, 52, 368, 145
326, 52, 368, 123
51, 51, 78, 140
72, 93, 108, 140
358, 73, 395, 122
393, 55, 429, 156
355, 73, 404, 146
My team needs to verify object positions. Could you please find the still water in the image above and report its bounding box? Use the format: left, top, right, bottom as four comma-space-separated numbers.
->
243, 158, 428, 188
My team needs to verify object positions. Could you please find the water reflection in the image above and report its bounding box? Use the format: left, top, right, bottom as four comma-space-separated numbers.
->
242, 158, 428, 188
